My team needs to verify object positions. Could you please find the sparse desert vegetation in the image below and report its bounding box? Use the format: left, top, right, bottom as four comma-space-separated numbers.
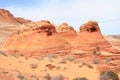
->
99, 71, 119, 80
0, 52, 119, 80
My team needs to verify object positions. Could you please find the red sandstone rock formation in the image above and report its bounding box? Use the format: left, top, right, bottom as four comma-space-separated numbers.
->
57, 22, 77, 44
3, 20, 71, 57
0, 9, 20, 24
0, 8, 32, 49
72, 20, 120, 54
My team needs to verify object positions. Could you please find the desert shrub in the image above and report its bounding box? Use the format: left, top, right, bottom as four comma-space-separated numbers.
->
49, 59, 54, 62
30, 75, 39, 80
63, 67, 67, 70
96, 46, 100, 51
38, 57, 44, 61
17, 73, 27, 80
87, 64, 94, 69
73, 77, 88, 80
47, 54, 58, 59
12, 54, 20, 58
107, 71, 119, 80
20, 54, 24, 57
44, 74, 51, 80
93, 50, 97, 55
82, 62, 94, 69
93, 58, 99, 64
56, 66, 61, 70
68, 57, 78, 64
99, 71, 119, 80
0, 51, 8, 56
59, 56, 77, 64
105, 58, 112, 64
67, 57, 76, 62
59, 58, 67, 64
99, 71, 109, 80
25, 56, 28, 60
79, 64, 83, 68
17, 30, 21, 34
52, 75, 64, 80
18, 61, 22, 63
29, 63, 38, 69
92, 46, 101, 55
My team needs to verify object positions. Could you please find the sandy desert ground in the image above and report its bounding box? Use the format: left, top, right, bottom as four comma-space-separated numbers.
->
0, 51, 120, 80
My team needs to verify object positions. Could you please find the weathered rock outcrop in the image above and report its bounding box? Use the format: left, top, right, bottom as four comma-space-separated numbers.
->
3, 20, 71, 57
72, 20, 120, 54
57, 22, 77, 44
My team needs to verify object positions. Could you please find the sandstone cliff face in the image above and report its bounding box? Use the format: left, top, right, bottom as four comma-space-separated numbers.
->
72, 20, 120, 53
3, 20, 71, 57
57, 22, 77, 44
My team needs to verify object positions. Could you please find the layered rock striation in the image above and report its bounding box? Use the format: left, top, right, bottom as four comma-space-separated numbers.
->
3, 20, 71, 57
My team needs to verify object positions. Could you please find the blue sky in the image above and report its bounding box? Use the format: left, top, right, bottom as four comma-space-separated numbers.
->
0, 0, 120, 35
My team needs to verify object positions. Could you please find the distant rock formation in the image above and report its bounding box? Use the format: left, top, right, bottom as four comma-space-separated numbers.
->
104, 35, 120, 50
57, 22, 75, 32
0, 9, 20, 24
0, 8, 31, 24
72, 20, 120, 54
57, 22, 77, 44
3, 20, 71, 57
